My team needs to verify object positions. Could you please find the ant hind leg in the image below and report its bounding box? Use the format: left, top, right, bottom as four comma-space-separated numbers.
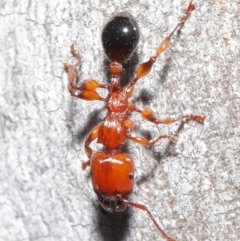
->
64, 43, 81, 91
64, 44, 108, 101
127, 2, 195, 88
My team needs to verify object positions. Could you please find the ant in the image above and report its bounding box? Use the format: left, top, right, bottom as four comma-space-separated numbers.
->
64, 2, 204, 241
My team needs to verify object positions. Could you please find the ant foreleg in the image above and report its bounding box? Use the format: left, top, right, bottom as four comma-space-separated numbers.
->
119, 196, 176, 241
81, 125, 100, 170
128, 2, 195, 88
82, 160, 90, 170
64, 44, 108, 101
84, 124, 100, 158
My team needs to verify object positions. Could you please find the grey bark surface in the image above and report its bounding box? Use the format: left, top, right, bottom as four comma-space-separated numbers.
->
0, 0, 240, 241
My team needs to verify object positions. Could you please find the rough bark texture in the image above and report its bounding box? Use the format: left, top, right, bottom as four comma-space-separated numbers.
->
1, 0, 239, 241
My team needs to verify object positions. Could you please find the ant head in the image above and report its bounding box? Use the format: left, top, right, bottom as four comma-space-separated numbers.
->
90, 151, 134, 211
102, 12, 140, 63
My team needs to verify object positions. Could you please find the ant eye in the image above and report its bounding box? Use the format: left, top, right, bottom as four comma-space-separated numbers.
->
129, 173, 134, 179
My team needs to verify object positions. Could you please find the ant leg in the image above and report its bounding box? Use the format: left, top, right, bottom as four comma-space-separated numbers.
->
128, 134, 178, 147
127, 2, 195, 90
64, 43, 109, 101
82, 160, 90, 170
81, 125, 100, 170
119, 196, 176, 241
84, 124, 100, 158
129, 103, 205, 124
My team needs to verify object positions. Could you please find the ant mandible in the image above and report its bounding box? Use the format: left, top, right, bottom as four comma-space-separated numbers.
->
64, 2, 204, 241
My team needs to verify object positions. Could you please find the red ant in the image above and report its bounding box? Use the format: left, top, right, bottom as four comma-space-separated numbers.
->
64, 2, 204, 241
